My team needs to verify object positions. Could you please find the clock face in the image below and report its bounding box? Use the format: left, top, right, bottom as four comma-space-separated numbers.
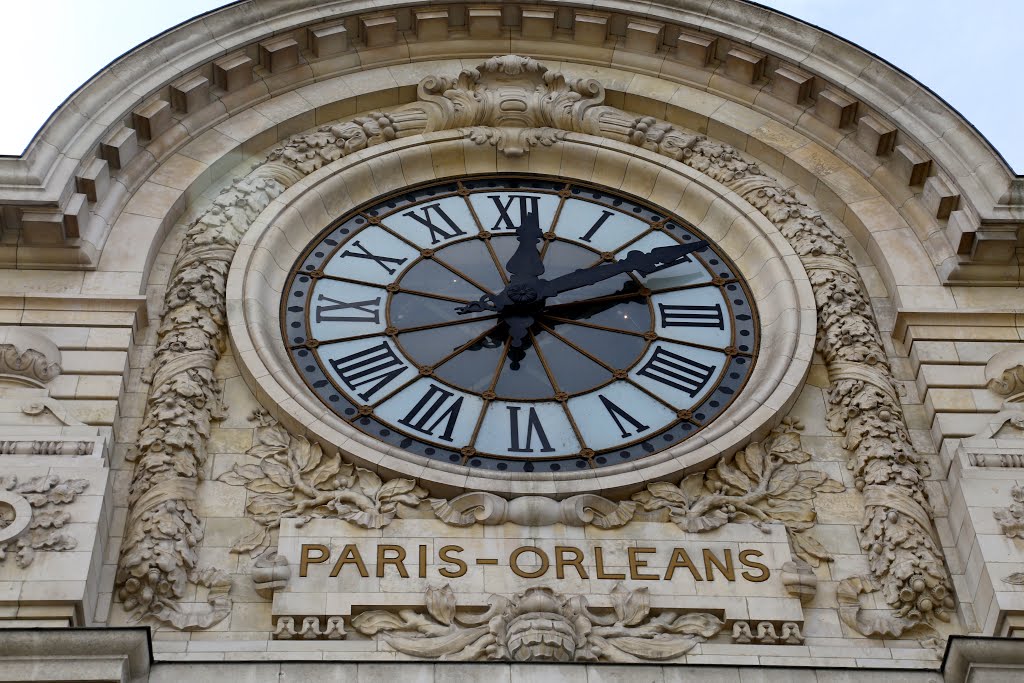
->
283, 175, 758, 473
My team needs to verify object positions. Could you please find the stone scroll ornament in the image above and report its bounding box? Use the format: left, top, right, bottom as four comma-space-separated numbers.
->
118, 55, 950, 635
351, 583, 722, 663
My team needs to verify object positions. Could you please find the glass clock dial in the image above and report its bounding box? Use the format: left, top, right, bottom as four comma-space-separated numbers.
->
283, 176, 758, 473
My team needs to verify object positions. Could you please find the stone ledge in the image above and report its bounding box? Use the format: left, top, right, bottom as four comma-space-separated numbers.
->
0, 628, 150, 682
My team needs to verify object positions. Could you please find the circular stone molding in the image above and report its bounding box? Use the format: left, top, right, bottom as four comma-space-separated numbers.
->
228, 133, 815, 496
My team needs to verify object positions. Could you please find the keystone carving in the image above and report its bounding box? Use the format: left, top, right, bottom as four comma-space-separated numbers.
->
632, 419, 844, 567
351, 583, 722, 662
0, 474, 88, 568
120, 54, 948, 635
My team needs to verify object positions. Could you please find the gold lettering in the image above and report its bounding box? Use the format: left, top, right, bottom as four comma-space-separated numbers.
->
594, 546, 626, 580
329, 544, 369, 578
376, 544, 409, 578
299, 544, 330, 577
628, 547, 659, 580
510, 546, 550, 579
739, 549, 770, 582
439, 545, 467, 578
554, 546, 589, 579
664, 548, 703, 581
702, 548, 735, 581
418, 544, 428, 578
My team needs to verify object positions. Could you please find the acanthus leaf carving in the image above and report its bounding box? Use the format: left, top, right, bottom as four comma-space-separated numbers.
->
632, 418, 844, 567
0, 474, 88, 568
350, 583, 722, 662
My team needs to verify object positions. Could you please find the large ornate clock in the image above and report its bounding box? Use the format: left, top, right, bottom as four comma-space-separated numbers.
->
282, 175, 758, 473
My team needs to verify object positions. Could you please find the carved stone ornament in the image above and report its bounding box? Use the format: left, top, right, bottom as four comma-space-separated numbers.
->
350, 583, 722, 662
119, 55, 949, 637
0, 474, 88, 568
995, 485, 1024, 539
0, 328, 62, 386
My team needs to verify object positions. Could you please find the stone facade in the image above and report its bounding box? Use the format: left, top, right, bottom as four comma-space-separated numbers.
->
1, 1, 1022, 681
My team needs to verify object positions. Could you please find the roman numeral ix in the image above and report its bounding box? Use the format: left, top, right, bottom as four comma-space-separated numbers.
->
315, 294, 381, 323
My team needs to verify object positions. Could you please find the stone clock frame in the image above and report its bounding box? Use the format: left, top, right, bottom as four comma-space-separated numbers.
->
228, 122, 815, 497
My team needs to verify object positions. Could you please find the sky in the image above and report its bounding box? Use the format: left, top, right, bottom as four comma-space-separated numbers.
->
1, 1, 1020, 173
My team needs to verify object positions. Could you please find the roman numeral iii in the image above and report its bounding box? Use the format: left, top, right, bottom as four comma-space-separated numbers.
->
658, 303, 725, 330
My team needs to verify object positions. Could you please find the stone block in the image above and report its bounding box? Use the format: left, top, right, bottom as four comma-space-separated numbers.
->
946, 210, 977, 254
724, 47, 765, 84
62, 193, 89, 239
772, 66, 813, 104
892, 144, 932, 186
624, 20, 664, 53
361, 14, 398, 48
310, 22, 349, 58
815, 89, 858, 129
520, 8, 555, 40
468, 6, 502, 38
75, 158, 110, 202
258, 36, 300, 73
131, 99, 172, 140
19, 209, 66, 244
99, 126, 138, 170
970, 229, 1017, 263
170, 74, 210, 113
855, 114, 897, 156
675, 29, 716, 67
573, 12, 609, 45
213, 52, 254, 92
414, 9, 449, 42
922, 175, 960, 219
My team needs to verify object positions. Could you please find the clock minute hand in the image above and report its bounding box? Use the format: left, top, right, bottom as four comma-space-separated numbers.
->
538, 240, 709, 298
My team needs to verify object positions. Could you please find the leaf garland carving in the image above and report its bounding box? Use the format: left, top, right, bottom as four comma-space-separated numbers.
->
351, 583, 722, 662
0, 474, 88, 568
633, 419, 844, 566
218, 410, 429, 555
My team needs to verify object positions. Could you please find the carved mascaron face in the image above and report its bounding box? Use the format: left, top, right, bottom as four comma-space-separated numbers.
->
282, 175, 758, 473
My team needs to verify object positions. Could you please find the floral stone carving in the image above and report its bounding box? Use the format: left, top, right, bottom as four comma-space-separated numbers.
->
218, 410, 429, 555
120, 54, 949, 634
995, 484, 1024, 539
633, 419, 844, 567
0, 474, 88, 568
351, 583, 722, 662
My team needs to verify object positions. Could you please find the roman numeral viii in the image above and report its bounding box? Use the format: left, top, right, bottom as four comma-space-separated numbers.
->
398, 384, 463, 442
636, 346, 716, 398
658, 303, 725, 330
507, 406, 555, 453
328, 341, 408, 401
315, 294, 381, 323
402, 203, 467, 244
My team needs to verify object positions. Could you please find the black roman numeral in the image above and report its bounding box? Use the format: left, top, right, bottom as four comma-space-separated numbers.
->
402, 203, 467, 244
598, 394, 650, 439
398, 384, 463, 442
636, 346, 716, 398
507, 406, 555, 453
315, 294, 381, 323
658, 303, 725, 330
328, 341, 408, 401
580, 209, 614, 242
488, 195, 540, 231
340, 240, 408, 275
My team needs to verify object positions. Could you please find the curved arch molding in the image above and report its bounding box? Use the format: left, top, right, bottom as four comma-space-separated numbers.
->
0, 0, 1019, 276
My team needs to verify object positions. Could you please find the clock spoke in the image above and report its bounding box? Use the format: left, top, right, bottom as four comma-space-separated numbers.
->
532, 328, 613, 395
396, 318, 500, 367
400, 259, 492, 301
541, 321, 647, 371
493, 332, 554, 400
529, 329, 589, 452
433, 325, 507, 393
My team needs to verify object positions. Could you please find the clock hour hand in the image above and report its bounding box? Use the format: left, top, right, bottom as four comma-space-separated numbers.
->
538, 240, 709, 298
503, 203, 545, 283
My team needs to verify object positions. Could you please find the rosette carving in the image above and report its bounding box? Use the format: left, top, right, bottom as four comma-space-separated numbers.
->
351, 583, 721, 662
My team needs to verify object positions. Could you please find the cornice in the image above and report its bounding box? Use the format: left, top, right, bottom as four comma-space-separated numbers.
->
0, 0, 1018, 269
